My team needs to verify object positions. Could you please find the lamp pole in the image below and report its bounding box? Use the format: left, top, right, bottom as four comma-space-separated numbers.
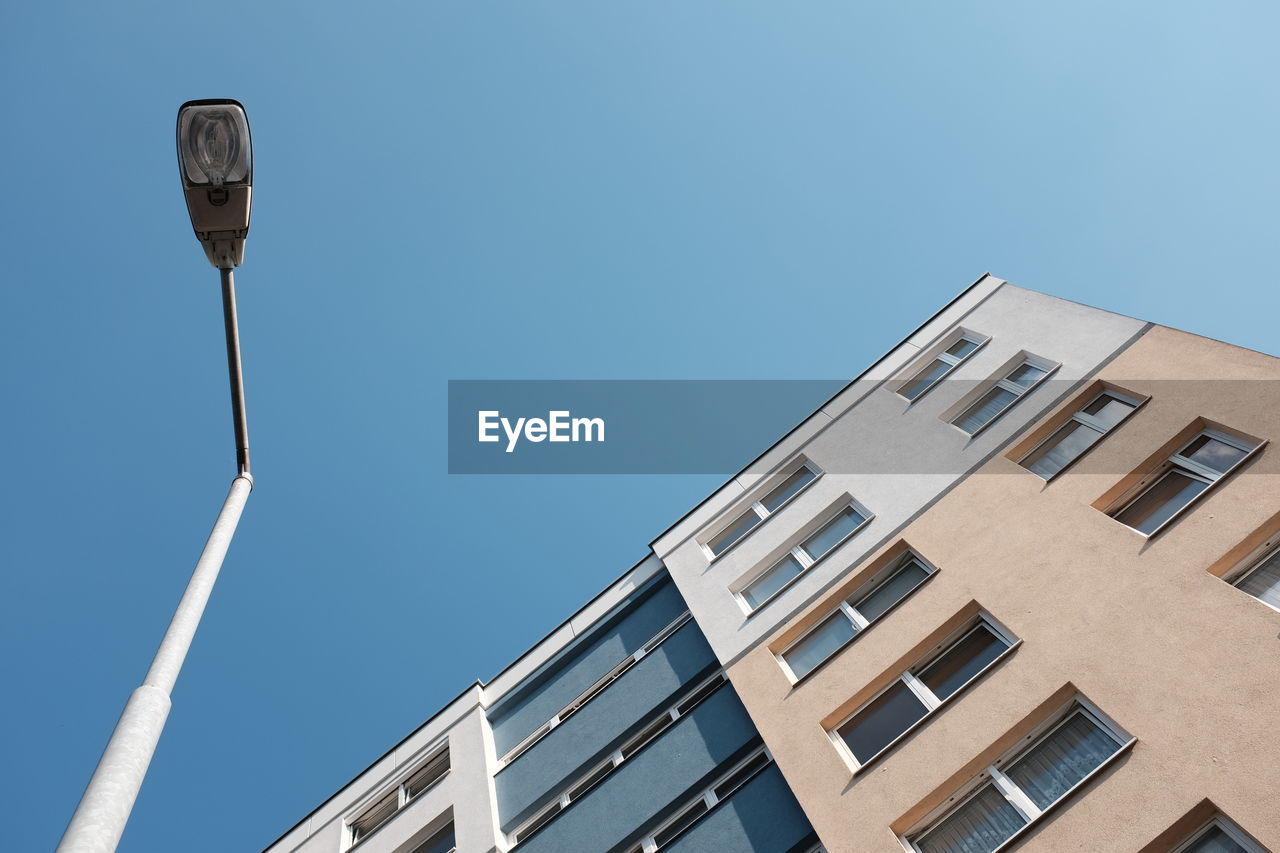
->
57, 99, 258, 853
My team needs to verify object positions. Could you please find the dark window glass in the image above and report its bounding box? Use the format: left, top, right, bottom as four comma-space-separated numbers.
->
837, 681, 929, 764
917, 624, 1010, 701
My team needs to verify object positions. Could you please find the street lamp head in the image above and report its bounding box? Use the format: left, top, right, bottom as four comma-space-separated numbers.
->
177, 99, 252, 269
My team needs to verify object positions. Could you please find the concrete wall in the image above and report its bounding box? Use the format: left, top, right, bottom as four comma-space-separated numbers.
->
654, 280, 1149, 667
262, 686, 502, 853
726, 324, 1280, 851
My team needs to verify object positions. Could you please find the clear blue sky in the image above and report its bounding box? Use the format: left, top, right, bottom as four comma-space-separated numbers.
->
3, 3, 1277, 851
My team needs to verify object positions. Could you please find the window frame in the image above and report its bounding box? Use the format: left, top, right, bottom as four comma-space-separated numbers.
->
1108, 428, 1264, 538
902, 697, 1134, 853
1017, 389, 1146, 480
735, 497, 875, 615
345, 743, 451, 849
778, 551, 938, 683
1223, 543, 1280, 614
828, 614, 1020, 773
699, 459, 823, 562
1169, 816, 1268, 853
948, 354, 1058, 437
895, 330, 990, 403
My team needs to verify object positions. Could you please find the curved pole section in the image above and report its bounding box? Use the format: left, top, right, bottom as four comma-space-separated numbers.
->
56, 475, 253, 853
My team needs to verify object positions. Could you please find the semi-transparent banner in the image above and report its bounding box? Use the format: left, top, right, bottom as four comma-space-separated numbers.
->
447, 379, 1274, 474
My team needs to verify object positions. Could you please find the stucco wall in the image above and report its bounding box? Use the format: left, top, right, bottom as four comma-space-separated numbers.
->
726, 325, 1280, 851
656, 282, 1149, 667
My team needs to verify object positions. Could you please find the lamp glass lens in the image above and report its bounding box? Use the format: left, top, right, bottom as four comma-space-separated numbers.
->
178, 104, 251, 186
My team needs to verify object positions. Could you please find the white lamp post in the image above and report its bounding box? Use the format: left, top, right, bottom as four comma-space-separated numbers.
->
56, 99, 258, 853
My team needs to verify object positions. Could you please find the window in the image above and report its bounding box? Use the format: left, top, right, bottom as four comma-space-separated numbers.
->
624, 748, 774, 853
1112, 430, 1259, 536
781, 551, 936, 680
410, 822, 457, 853
1020, 390, 1142, 479
739, 500, 873, 612
1229, 547, 1280, 612
703, 462, 821, 558
348, 747, 450, 846
898, 332, 987, 402
951, 357, 1054, 435
1171, 817, 1267, 853
832, 617, 1016, 768
509, 673, 729, 845
905, 701, 1132, 853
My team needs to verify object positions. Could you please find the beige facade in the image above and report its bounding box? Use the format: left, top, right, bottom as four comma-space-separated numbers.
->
727, 325, 1280, 852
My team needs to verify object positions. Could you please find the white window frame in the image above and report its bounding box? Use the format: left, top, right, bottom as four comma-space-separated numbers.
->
735, 498, 875, 615
1170, 815, 1268, 853
1110, 428, 1264, 538
345, 742, 451, 849
949, 354, 1057, 437
901, 696, 1134, 853
1018, 389, 1145, 480
828, 614, 1019, 772
778, 551, 938, 682
1223, 541, 1280, 614
895, 330, 990, 403
700, 459, 823, 562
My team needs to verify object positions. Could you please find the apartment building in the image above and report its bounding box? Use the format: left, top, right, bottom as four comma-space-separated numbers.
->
263, 275, 1279, 853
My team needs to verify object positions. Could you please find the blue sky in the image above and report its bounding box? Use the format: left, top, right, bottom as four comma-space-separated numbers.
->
3, 2, 1278, 851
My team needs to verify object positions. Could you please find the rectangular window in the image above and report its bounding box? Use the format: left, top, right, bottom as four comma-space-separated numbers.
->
1231, 547, 1280, 612
348, 747, 450, 847
833, 618, 1015, 767
704, 462, 820, 557
1112, 430, 1259, 536
906, 701, 1131, 853
952, 357, 1053, 435
781, 552, 935, 680
898, 333, 986, 401
1020, 391, 1141, 479
739, 499, 873, 613
1172, 817, 1267, 853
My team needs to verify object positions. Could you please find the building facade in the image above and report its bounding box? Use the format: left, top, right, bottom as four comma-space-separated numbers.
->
263, 275, 1280, 853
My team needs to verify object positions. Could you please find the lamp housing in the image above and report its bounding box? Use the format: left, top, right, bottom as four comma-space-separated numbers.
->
177, 99, 253, 269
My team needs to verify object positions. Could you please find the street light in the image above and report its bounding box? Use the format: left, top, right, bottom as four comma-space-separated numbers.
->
57, 99, 258, 853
